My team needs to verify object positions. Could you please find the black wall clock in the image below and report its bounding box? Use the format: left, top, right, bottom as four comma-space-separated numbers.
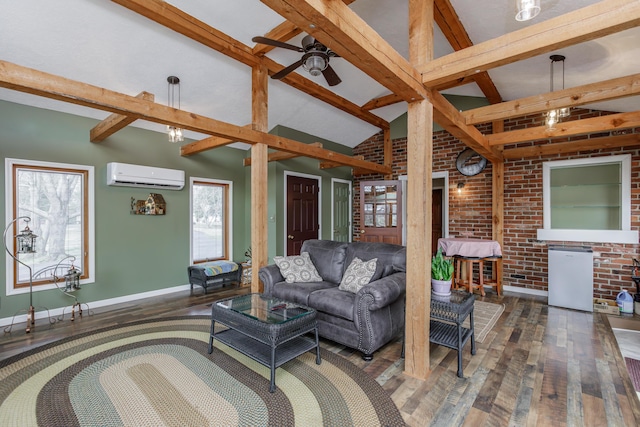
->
456, 148, 487, 176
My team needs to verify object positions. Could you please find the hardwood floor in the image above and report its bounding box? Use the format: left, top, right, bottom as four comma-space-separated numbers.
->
1, 287, 639, 426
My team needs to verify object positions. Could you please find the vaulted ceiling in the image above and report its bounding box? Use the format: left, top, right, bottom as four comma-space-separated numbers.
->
1, 0, 639, 156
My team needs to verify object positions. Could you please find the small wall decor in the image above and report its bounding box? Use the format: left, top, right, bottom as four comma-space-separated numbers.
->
131, 193, 166, 215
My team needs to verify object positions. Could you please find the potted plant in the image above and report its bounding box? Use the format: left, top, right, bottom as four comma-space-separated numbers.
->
431, 248, 454, 296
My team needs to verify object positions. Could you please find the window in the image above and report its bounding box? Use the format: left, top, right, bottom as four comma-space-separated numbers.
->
537, 155, 637, 243
190, 178, 232, 263
5, 159, 95, 295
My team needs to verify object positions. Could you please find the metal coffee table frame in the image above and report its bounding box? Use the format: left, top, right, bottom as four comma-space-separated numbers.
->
209, 293, 321, 392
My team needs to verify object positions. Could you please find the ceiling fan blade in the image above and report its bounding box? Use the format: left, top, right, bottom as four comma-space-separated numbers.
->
272, 59, 304, 80
322, 64, 342, 86
252, 36, 303, 52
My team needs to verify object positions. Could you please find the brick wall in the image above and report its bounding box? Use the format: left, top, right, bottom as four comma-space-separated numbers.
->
353, 108, 640, 299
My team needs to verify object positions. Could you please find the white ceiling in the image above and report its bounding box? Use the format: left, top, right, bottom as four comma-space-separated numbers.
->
1, 0, 638, 148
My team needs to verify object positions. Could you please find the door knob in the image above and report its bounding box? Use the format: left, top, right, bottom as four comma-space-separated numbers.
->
287, 235, 294, 239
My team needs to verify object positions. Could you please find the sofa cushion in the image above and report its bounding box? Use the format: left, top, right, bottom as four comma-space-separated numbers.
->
271, 281, 337, 306
344, 241, 406, 280
308, 287, 355, 321
273, 252, 322, 283
301, 239, 348, 284
338, 257, 378, 293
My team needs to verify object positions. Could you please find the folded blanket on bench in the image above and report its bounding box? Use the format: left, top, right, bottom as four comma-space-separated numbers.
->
198, 260, 239, 277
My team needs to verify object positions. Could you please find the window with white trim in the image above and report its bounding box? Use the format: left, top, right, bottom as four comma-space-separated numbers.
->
190, 178, 232, 263
537, 155, 638, 243
5, 159, 95, 294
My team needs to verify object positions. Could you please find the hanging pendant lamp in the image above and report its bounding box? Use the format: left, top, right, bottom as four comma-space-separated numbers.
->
515, 0, 541, 22
166, 76, 184, 143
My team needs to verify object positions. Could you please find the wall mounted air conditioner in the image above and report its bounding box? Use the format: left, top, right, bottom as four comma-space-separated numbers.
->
106, 162, 185, 190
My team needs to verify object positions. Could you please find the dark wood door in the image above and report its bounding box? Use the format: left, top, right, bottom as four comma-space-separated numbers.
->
359, 180, 402, 244
432, 188, 443, 254
286, 175, 319, 255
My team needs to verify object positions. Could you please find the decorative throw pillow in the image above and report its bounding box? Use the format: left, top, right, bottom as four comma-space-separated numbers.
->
273, 252, 323, 283
338, 257, 378, 293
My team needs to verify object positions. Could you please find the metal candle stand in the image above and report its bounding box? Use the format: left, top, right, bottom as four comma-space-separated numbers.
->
51, 255, 92, 321
3, 216, 55, 333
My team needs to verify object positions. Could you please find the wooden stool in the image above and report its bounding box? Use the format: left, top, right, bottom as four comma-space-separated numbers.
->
453, 256, 485, 296
482, 256, 502, 295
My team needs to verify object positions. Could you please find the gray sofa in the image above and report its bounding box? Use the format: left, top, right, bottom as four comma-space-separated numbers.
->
258, 239, 406, 360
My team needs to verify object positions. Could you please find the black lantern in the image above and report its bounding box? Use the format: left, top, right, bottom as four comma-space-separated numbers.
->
15, 219, 37, 254
64, 263, 82, 292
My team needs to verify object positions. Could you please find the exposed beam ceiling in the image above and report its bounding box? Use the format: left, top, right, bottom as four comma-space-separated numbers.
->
503, 133, 640, 159
260, 0, 500, 162
487, 111, 640, 146
90, 91, 154, 142
420, 0, 640, 87
0, 60, 390, 174
464, 73, 640, 125
111, 0, 388, 131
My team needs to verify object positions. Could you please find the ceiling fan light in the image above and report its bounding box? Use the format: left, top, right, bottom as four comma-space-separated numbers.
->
515, 0, 540, 22
303, 55, 327, 77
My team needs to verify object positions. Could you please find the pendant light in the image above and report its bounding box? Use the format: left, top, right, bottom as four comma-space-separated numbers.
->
515, 0, 540, 22
545, 55, 570, 130
166, 76, 184, 143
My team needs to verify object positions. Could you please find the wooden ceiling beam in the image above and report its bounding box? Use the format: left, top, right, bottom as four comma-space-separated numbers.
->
243, 142, 323, 166
90, 91, 154, 142
112, 0, 388, 131
464, 73, 640, 125
503, 133, 640, 159
260, 0, 427, 102
251, 0, 356, 55
319, 154, 363, 170
360, 75, 477, 111
181, 124, 252, 156
0, 60, 390, 174
260, 0, 494, 160
421, 0, 640, 87
434, 0, 502, 104
487, 111, 640, 146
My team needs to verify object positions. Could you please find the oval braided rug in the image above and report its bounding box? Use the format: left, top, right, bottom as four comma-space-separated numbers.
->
0, 316, 405, 427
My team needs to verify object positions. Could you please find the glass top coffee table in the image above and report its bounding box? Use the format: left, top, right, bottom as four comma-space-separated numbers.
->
208, 293, 321, 392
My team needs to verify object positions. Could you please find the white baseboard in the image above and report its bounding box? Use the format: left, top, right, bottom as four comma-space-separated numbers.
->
0, 284, 191, 328
502, 285, 548, 297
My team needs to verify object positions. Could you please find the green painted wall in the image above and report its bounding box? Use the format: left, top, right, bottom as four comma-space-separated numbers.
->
0, 100, 248, 319
0, 102, 354, 319
253, 126, 353, 261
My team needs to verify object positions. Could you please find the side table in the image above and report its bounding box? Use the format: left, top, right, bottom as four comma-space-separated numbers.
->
430, 290, 476, 377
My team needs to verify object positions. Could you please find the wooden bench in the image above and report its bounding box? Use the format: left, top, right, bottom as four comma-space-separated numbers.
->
187, 261, 242, 294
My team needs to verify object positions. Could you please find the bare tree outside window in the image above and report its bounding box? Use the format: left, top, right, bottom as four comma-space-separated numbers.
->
192, 181, 229, 262
13, 166, 86, 287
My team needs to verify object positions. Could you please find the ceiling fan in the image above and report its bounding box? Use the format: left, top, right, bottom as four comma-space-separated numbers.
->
252, 35, 342, 86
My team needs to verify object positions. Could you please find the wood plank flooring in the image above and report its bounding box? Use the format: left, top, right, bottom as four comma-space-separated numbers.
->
1, 287, 639, 426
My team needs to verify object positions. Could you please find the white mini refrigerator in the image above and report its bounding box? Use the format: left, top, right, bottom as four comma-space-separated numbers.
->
548, 245, 594, 312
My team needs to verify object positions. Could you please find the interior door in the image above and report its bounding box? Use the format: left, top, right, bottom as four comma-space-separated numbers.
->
286, 175, 319, 255
332, 180, 351, 242
359, 180, 402, 244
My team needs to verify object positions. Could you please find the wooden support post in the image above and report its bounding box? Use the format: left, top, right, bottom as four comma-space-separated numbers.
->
491, 120, 504, 248
383, 128, 392, 180
251, 63, 269, 293
404, 0, 434, 380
